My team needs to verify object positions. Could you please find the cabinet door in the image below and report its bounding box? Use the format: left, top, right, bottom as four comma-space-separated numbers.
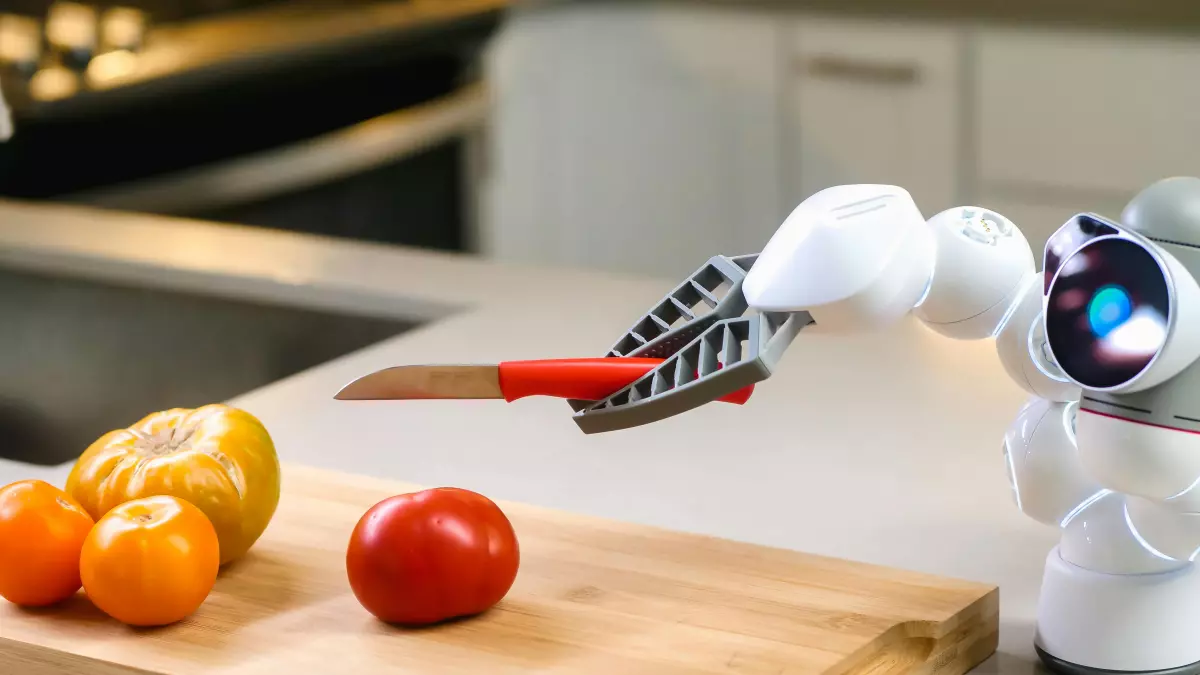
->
977, 28, 1200, 197
787, 17, 964, 215
481, 5, 786, 278
970, 29, 1200, 267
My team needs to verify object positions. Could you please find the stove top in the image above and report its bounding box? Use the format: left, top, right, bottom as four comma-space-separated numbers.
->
1, 1, 340, 75
0, 0, 505, 116
3, 0, 286, 24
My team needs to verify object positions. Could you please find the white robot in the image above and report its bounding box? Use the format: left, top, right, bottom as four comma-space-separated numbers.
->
737, 177, 1200, 674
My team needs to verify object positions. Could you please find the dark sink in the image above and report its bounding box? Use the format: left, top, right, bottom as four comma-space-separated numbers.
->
0, 268, 414, 466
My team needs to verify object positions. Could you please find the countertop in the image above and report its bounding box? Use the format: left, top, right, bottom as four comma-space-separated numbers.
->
0, 200, 1049, 673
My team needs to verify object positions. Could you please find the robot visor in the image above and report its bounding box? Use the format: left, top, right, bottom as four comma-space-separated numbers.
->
1045, 228, 1200, 393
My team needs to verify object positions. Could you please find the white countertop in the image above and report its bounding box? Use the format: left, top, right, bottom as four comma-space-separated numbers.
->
0, 199, 1051, 673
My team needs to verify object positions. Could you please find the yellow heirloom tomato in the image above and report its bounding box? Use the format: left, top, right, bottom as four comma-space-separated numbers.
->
66, 404, 280, 565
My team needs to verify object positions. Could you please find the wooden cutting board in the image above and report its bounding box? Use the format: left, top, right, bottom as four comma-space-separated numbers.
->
0, 464, 998, 674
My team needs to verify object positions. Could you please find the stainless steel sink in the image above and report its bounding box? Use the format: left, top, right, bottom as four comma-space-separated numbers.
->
0, 268, 414, 465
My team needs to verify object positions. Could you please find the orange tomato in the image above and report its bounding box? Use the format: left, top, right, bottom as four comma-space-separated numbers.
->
0, 480, 95, 607
81, 495, 219, 626
66, 404, 280, 565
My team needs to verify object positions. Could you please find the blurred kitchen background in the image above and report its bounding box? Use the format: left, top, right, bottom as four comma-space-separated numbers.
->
3, 0, 1199, 277
1, 0, 1199, 468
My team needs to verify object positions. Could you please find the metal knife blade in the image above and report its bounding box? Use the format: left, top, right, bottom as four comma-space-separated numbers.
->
334, 365, 503, 400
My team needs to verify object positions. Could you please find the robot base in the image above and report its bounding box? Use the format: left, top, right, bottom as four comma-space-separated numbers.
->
1037, 647, 1200, 675
1036, 547, 1200, 674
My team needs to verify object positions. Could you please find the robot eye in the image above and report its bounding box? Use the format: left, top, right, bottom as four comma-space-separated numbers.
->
1044, 237, 1171, 390
1087, 285, 1132, 337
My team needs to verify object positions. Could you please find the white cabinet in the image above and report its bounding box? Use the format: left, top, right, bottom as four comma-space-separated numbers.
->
480, 7, 1200, 279
785, 17, 964, 216
977, 28, 1200, 196
480, 4, 787, 278
974, 27, 1200, 253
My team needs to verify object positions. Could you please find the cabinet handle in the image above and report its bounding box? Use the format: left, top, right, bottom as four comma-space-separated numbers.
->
802, 55, 921, 85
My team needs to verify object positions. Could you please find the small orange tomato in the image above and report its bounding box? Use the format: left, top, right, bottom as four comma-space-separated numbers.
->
81, 496, 219, 627
0, 480, 94, 607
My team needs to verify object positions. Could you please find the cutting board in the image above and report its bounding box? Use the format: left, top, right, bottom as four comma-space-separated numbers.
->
0, 464, 998, 674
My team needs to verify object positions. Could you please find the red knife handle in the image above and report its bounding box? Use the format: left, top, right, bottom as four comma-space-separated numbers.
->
496, 358, 754, 404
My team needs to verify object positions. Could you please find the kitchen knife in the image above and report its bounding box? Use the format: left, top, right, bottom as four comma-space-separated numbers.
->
333, 357, 754, 404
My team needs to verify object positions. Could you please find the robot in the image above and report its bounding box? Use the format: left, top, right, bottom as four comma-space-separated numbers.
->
756, 177, 1200, 673
577, 177, 1200, 673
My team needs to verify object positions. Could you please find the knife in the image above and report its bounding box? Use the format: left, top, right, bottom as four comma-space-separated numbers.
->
333, 357, 754, 404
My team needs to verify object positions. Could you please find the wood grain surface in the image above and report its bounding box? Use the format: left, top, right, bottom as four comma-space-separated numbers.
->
0, 464, 998, 674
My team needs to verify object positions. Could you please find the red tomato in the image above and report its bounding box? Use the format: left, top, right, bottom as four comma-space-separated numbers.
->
346, 488, 519, 625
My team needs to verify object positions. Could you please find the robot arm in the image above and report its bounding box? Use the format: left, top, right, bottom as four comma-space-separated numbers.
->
742, 183, 1080, 400
740, 184, 1200, 574
569, 185, 1075, 432
743, 186, 1083, 500
577, 181, 1200, 576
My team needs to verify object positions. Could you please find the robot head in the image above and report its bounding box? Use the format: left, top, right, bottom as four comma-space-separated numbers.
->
1048, 178, 1200, 503
1043, 180, 1200, 394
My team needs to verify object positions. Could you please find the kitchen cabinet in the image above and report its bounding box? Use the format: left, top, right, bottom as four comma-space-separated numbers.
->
974, 27, 1200, 252
481, 5, 1200, 277
976, 28, 1200, 198
785, 16, 964, 216
480, 4, 786, 278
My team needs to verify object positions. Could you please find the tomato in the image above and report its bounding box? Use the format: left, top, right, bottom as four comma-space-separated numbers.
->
0, 480, 95, 607
66, 404, 280, 565
81, 495, 219, 626
346, 488, 520, 625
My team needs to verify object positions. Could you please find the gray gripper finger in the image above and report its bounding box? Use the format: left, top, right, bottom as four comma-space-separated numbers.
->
567, 254, 811, 434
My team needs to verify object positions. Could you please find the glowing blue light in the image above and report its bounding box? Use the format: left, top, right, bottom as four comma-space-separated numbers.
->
1088, 285, 1132, 338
